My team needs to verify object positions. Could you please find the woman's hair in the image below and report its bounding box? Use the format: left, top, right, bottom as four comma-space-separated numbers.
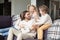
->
27, 4, 37, 11
39, 5, 49, 13
20, 10, 29, 20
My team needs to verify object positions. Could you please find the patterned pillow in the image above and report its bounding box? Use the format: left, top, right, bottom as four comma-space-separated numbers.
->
47, 19, 60, 40
12, 15, 21, 26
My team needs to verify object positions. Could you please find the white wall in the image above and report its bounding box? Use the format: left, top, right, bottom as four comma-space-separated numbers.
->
31, 0, 36, 6
11, 0, 31, 16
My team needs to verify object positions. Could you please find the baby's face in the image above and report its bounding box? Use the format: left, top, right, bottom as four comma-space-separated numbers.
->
29, 6, 35, 13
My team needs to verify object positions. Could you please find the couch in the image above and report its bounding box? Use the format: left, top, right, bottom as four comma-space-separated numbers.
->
0, 16, 12, 29
0, 16, 12, 40
47, 19, 60, 40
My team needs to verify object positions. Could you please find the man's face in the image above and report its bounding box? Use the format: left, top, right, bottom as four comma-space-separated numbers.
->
25, 12, 31, 20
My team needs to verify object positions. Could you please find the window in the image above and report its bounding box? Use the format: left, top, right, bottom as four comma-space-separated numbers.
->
49, 0, 60, 20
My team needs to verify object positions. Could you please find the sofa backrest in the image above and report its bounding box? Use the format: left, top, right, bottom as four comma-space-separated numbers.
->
0, 16, 12, 29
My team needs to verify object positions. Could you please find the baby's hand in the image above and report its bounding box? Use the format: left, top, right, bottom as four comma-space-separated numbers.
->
20, 24, 24, 28
30, 24, 37, 30
30, 24, 39, 31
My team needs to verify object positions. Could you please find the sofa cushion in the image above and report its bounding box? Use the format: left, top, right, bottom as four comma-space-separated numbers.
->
47, 19, 60, 40
0, 16, 12, 29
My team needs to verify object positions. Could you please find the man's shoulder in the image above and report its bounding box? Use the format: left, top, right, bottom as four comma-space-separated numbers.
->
21, 20, 25, 22
19, 20, 25, 24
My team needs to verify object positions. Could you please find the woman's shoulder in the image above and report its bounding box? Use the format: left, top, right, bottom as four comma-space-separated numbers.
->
21, 20, 25, 22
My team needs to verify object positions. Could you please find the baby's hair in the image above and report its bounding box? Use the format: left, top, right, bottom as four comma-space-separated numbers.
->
27, 4, 39, 15
39, 5, 49, 13
27, 4, 37, 11
20, 10, 29, 20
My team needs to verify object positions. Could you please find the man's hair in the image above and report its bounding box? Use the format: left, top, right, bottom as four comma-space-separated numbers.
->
20, 10, 29, 20
39, 5, 49, 13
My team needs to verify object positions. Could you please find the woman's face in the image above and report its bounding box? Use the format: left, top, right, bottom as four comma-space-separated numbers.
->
29, 6, 35, 13
25, 12, 31, 20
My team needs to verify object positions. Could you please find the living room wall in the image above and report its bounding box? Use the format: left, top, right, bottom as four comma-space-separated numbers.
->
11, 0, 31, 16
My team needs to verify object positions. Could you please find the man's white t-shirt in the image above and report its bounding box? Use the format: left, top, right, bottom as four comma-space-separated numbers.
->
19, 19, 35, 33
14, 19, 21, 30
